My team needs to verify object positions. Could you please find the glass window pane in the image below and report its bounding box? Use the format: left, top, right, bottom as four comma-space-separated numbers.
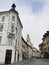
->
12, 15, 15, 21
0, 25, 3, 31
11, 25, 14, 32
8, 37, 12, 45
2, 16, 5, 21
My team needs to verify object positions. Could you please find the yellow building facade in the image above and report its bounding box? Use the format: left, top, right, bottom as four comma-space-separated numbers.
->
21, 37, 29, 60
21, 35, 33, 60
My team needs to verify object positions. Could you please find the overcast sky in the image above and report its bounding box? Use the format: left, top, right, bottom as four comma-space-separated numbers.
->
0, 0, 49, 49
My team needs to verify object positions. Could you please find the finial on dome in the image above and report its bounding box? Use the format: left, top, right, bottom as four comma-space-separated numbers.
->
11, 3, 16, 10
10, 3, 16, 11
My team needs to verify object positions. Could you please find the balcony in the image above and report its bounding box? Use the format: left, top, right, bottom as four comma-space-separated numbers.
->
7, 32, 15, 38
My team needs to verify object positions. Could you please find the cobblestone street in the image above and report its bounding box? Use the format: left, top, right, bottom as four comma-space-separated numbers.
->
10, 58, 49, 65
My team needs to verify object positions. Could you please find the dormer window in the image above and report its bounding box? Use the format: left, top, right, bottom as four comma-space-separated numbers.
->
12, 15, 15, 21
2, 16, 5, 21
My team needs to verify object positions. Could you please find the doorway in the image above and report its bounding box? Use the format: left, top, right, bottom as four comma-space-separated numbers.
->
5, 50, 12, 64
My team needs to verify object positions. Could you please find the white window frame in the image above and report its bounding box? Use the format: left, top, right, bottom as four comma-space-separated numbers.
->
11, 25, 14, 32
12, 15, 15, 21
8, 37, 13, 45
2, 16, 5, 21
0, 25, 3, 32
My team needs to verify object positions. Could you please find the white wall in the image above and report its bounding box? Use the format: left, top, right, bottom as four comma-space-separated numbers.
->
0, 11, 22, 63
0, 46, 15, 64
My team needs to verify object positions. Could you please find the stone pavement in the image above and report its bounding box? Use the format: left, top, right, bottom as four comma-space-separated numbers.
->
1, 58, 49, 65
14, 58, 49, 65
11, 58, 32, 65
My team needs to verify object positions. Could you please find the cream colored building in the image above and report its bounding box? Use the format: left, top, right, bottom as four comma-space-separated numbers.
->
32, 47, 40, 58
21, 37, 28, 60
0, 4, 23, 64
21, 35, 33, 60
28, 45, 33, 58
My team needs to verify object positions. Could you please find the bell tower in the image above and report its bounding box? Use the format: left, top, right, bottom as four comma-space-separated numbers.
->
26, 34, 31, 43
26, 34, 33, 46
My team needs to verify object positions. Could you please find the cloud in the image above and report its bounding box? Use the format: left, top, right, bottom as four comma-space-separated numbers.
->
16, 0, 44, 13
15, 0, 49, 49
0, 0, 49, 49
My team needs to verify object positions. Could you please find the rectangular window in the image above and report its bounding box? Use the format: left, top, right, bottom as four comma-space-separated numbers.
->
0, 36, 2, 43
48, 47, 49, 50
8, 37, 12, 45
2, 16, 5, 21
0, 25, 3, 31
15, 39, 17, 48
18, 41, 19, 48
47, 41, 49, 44
16, 27, 18, 34
12, 15, 15, 21
11, 25, 14, 32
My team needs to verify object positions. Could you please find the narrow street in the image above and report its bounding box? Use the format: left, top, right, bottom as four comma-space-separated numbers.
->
11, 58, 49, 65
